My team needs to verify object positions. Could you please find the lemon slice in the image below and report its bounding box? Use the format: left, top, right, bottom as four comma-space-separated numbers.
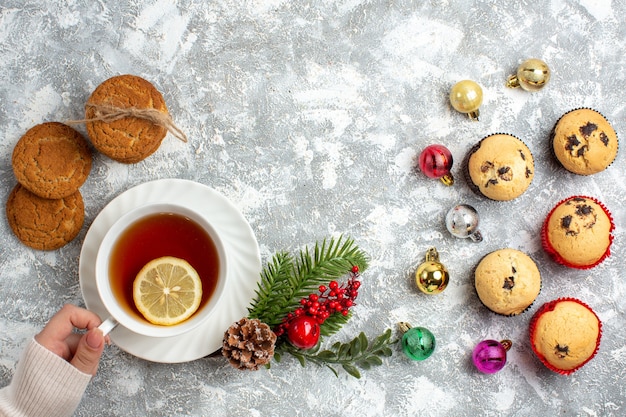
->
133, 256, 203, 326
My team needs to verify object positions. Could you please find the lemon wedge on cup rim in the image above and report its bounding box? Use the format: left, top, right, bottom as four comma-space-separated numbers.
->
133, 256, 203, 326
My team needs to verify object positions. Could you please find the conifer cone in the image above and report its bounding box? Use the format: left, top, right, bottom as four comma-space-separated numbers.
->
222, 318, 277, 370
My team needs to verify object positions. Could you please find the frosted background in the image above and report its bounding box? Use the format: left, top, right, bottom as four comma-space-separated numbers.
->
0, 1, 624, 416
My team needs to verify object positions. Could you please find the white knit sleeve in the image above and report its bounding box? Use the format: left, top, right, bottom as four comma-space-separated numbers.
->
0, 338, 93, 417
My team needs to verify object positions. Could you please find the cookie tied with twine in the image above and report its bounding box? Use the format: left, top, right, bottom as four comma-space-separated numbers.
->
82, 104, 188, 143
70, 74, 187, 164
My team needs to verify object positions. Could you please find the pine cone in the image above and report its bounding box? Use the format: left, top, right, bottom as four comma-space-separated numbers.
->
222, 318, 277, 370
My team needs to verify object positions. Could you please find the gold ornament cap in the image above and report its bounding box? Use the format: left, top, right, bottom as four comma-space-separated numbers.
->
500, 339, 513, 351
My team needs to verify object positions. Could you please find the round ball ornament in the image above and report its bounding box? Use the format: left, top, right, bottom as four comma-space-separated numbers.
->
415, 247, 449, 294
506, 58, 550, 92
472, 339, 512, 374
398, 322, 435, 361
449, 80, 483, 121
445, 204, 483, 242
287, 316, 320, 350
418, 145, 454, 185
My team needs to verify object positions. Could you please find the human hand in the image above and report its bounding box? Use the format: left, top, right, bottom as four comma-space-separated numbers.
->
35, 304, 109, 376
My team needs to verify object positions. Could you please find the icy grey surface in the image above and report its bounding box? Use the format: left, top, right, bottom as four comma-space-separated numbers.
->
1, 1, 625, 416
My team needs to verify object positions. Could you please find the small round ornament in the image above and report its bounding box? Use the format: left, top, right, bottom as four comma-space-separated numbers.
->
445, 204, 483, 242
398, 322, 435, 361
415, 247, 449, 294
472, 339, 512, 374
506, 58, 550, 92
418, 145, 454, 185
449, 80, 483, 121
287, 316, 320, 349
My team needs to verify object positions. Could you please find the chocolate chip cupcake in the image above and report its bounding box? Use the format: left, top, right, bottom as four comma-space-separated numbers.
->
464, 133, 534, 201
529, 298, 601, 375
551, 108, 618, 175
474, 248, 541, 316
541, 195, 614, 269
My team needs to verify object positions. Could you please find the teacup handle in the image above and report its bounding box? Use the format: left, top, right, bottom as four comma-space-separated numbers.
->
98, 317, 119, 336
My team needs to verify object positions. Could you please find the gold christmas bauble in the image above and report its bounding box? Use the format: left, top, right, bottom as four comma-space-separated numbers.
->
506, 58, 551, 92
415, 248, 449, 294
449, 80, 483, 121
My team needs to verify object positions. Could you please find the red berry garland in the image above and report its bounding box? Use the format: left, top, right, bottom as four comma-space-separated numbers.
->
277, 266, 362, 348
228, 237, 395, 377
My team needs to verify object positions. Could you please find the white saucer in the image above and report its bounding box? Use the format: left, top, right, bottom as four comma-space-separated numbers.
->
79, 179, 262, 363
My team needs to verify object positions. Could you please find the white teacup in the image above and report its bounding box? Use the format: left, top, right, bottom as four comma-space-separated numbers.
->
95, 203, 227, 338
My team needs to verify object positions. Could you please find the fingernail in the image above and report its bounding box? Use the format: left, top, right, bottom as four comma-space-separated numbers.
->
87, 329, 104, 349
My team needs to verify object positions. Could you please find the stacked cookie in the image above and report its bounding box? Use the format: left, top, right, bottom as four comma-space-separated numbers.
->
6, 75, 180, 250
7, 123, 92, 250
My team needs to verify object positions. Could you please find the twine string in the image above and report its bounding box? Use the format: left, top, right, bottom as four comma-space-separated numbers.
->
66, 104, 188, 143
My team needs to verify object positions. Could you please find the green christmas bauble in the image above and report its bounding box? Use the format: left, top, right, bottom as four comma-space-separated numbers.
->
399, 322, 435, 361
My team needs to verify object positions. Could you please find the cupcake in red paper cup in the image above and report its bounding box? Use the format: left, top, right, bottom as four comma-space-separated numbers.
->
529, 298, 602, 375
541, 195, 614, 269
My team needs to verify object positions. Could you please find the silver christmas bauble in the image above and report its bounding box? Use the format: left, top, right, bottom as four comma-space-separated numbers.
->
445, 204, 483, 242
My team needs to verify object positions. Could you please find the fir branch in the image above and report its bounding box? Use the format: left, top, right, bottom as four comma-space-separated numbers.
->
246, 252, 293, 325
286, 237, 369, 312
276, 329, 396, 378
247, 235, 369, 329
